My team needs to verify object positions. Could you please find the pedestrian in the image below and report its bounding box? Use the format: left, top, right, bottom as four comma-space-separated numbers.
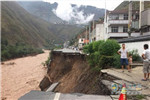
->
141, 44, 150, 81
118, 44, 131, 72
129, 54, 133, 69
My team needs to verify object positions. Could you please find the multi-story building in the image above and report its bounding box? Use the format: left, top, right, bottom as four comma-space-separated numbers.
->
141, 8, 150, 35
95, 23, 104, 41
89, 5, 150, 42
89, 20, 104, 42
105, 9, 141, 40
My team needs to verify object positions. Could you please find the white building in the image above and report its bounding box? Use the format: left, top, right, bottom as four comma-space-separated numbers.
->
89, 26, 96, 42
96, 23, 104, 41
90, 6, 150, 42
105, 9, 141, 40
141, 8, 150, 35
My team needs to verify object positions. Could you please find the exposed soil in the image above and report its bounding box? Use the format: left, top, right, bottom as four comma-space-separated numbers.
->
40, 51, 112, 95
1, 50, 50, 100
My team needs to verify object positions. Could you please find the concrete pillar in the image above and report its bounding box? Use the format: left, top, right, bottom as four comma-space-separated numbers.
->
139, 0, 144, 29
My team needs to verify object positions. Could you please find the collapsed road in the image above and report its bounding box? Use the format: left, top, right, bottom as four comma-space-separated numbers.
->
19, 48, 150, 100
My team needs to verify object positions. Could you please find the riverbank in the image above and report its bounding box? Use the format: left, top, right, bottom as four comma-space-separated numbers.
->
1, 50, 50, 100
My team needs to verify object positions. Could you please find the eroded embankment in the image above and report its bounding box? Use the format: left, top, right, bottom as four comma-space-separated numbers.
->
39, 51, 116, 95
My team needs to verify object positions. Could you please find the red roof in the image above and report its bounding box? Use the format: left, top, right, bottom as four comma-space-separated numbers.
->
83, 40, 89, 43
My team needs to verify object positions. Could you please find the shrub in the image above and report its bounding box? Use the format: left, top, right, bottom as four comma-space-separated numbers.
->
83, 45, 89, 54
113, 54, 121, 68
83, 39, 121, 70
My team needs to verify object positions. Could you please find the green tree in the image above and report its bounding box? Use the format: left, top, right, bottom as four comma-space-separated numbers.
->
83, 39, 121, 70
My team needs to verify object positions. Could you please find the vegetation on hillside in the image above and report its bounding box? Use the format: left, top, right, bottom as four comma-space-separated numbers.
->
83, 40, 121, 71
1, 1, 81, 49
1, 39, 44, 61
18, 1, 105, 24
1, 1, 82, 60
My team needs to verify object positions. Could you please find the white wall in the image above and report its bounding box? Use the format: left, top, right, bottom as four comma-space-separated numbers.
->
96, 24, 104, 41
120, 41, 150, 55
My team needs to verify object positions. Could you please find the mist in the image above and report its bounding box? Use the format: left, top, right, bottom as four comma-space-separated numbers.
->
52, 3, 95, 24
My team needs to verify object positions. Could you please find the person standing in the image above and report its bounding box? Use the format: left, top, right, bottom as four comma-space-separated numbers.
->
129, 55, 133, 69
141, 44, 150, 81
118, 44, 131, 72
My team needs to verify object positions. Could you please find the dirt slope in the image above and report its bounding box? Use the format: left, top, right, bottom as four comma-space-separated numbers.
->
40, 51, 111, 95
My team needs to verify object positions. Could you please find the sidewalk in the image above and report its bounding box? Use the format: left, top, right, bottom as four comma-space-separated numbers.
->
101, 66, 150, 95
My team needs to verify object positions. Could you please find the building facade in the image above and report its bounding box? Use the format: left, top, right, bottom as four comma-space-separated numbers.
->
89, 4, 150, 42
105, 9, 140, 39
141, 8, 150, 35
95, 23, 104, 41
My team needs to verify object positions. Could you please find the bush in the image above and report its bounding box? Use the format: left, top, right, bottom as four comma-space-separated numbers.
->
128, 49, 141, 62
83, 39, 121, 70
113, 54, 121, 68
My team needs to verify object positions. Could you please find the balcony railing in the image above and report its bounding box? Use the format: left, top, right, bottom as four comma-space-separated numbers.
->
108, 32, 140, 37
108, 33, 128, 37
108, 20, 128, 25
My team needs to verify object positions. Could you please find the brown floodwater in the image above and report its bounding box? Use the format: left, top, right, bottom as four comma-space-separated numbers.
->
1, 50, 49, 100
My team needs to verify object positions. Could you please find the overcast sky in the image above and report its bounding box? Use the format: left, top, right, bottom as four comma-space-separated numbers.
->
44, 0, 124, 10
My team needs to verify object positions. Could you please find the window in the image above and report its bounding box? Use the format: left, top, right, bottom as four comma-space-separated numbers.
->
124, 14, 128, 20
111, 27, 118, 33
135, 14, 139, 20
123, 26, 128, 32
132, 14, 139, 20
111, 14, 119, 20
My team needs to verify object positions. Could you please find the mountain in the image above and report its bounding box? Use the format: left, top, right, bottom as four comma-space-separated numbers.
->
17, 1, 105, 24
115, 1, 150, 11
77, 5, 105, 20
17, 1, 64, 24
1, 1, 81, 48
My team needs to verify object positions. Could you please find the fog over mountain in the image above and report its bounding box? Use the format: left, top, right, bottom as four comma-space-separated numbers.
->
18, 1, 105, 24
52, 3, 95, 24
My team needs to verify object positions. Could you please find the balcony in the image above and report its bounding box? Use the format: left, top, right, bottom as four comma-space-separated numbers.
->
108, 32, 140, 38
108, 20, 128, 25
108, 33, 128, 38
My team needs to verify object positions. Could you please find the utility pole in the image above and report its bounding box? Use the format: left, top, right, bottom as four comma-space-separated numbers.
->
86, 26, 87, 45
139, 0, 144, 31
128, 1, 132, 37
92, 20, 94, 42
89, 23, 91, 43
104, 0, 107, 40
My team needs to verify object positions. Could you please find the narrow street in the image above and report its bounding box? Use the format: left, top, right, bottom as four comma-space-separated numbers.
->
1, 50, 50, 100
